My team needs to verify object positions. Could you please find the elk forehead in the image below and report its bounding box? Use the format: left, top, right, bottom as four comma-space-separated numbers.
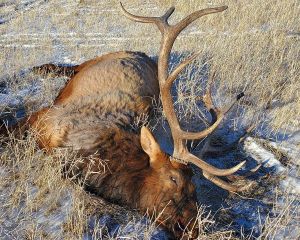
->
156, 161, 184, 181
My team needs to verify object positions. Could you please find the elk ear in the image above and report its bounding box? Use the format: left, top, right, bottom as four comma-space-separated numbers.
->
140, 126, 164, 167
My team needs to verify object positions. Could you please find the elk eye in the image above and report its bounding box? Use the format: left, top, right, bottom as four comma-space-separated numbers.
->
170, 176, 177, 185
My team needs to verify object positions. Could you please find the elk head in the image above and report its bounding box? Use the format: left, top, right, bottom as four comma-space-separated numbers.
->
139, 126, 198, 237
118, 3, 256, 238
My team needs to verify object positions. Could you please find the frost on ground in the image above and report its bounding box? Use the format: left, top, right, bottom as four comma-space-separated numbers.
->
1, 68, 299, 240
0, 165, 73, 239
0, 0, 299, 239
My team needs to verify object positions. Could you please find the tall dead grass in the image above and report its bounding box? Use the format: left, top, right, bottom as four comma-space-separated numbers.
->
0, 0, 299, 239
1, 0, 298, 133
0, 132, 241, 239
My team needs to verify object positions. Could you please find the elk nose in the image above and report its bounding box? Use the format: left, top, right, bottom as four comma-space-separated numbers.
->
174, 216, 199, 239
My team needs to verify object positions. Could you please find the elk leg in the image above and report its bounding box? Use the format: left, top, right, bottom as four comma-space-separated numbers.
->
32, 64, 79, 78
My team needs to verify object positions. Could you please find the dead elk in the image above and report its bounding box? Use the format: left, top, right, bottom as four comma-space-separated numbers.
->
2, 3, 259, 239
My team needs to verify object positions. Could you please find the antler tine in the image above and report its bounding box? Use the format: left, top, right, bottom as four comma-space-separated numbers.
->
172, 6, 228, 37
186, 152, 246, 176
166, 51, 202, 88
203, 71, 219, 123
203, 171, 254, 192
173, 78, 245, 141
120, 2, 175, 34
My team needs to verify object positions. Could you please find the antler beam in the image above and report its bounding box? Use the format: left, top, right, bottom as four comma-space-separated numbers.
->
120, 3, 254, 191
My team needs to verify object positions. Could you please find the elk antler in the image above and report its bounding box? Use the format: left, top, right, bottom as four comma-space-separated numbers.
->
121, 3, 253, 192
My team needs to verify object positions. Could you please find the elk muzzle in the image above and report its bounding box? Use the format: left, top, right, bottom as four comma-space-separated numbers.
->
159, 199, 199, 239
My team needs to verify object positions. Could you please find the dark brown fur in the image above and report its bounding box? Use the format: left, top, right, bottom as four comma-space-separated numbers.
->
7, 51, 199, 238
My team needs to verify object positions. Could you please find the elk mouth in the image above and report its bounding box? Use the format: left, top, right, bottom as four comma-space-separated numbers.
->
174, 219, 186, 232
172, 218, 199, 239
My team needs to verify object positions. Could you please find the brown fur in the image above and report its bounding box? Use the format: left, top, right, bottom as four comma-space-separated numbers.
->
29, 51, 159, 149
10, 51, 199, 238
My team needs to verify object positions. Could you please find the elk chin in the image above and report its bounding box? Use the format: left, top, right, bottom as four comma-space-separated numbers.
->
168, 204, 199, 239
172, 217, 199, 239
138, 197, 198, 238
165, 214, 198, 239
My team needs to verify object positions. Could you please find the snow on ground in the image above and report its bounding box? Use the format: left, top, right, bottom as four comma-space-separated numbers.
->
244, 136, 300, 195
2, 79, 299, 239
0, 165, 72, 239
0, 1, 299, 239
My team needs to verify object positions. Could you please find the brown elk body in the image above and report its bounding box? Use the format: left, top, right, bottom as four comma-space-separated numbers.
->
4, 3, 258, 239
28, 51, 159, 150
28, 51, 199, 237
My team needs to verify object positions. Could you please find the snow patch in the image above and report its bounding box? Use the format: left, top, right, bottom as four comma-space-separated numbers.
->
244, 137, 286, 174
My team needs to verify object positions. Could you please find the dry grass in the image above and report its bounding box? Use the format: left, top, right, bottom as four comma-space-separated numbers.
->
0, 0, 299, 239
1, 0, 298, 133
0, 132, 154, 239
0, 132, 239, 239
